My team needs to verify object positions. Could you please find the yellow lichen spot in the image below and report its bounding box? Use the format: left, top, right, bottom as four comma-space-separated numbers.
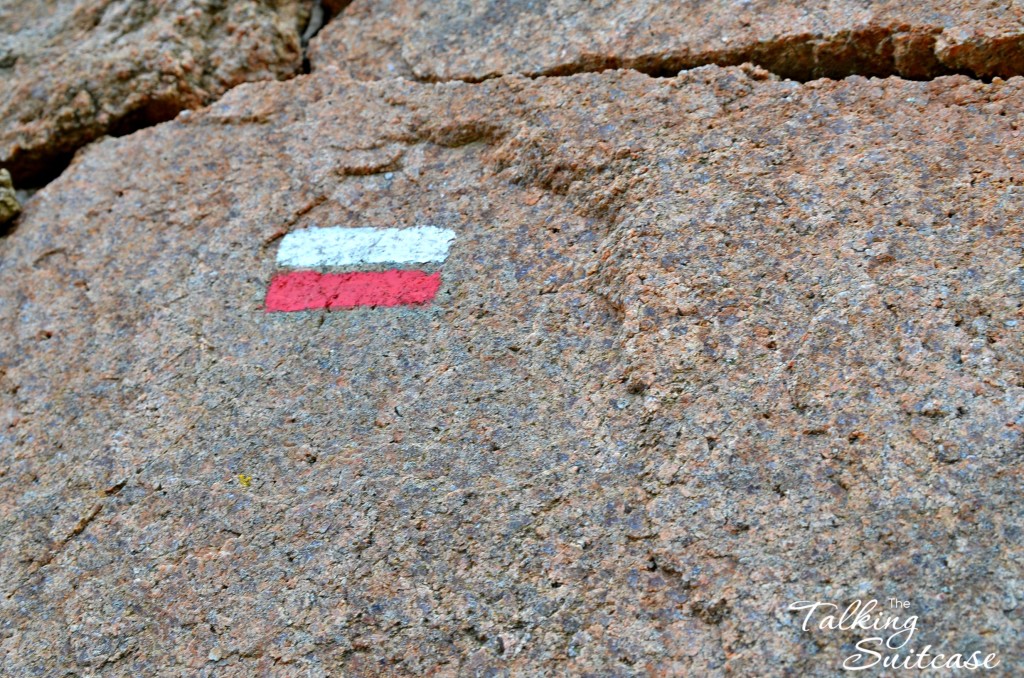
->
237, 474, 252, 488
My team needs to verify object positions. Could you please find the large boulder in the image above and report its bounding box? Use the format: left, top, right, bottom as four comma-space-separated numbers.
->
0, 65, 1020, 674
310, 0, 1024, 82
0, 0, 310, 185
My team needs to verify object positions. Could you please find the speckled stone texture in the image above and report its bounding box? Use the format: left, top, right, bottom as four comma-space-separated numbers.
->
0, 0, 310, 185
1, 67, 1022, 674
310, 0, 1024, 82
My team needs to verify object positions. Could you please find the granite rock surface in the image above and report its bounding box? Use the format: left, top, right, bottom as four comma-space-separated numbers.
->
0, 0, 311, 185
0, 64, 1021, 674
310, 0, 1024, 82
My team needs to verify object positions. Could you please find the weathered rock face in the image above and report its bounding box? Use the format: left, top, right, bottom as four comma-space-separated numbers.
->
0, 65, 1021, 674
0, 0, 310, 185
310, 0, 1024, 82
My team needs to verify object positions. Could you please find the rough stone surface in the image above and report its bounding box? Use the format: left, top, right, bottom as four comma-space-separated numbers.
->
0, 0, 310, 185
0, 169, 19, 226
310, 0, 1024, 82
1, 67, 1023, 674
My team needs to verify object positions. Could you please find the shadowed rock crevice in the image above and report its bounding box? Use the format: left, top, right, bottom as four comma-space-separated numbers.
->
301, 1, 352, 72
416, 24, 1004, 84
9, 94, 189, 190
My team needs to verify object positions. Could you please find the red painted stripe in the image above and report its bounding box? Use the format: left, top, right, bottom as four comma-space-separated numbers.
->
266, 270, 442, 312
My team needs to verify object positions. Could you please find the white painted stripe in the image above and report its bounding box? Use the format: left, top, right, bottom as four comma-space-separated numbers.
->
276, 226, 456, 268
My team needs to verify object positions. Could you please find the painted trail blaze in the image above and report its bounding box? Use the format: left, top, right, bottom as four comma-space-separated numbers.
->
266, 226, 455, 312
266, 270, 442, 311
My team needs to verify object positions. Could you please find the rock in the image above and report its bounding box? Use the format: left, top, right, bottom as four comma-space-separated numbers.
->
0, 0, 310, 185
0, 169, 19, 227
310, 0, 1024, 82
0, 67, 1022, 674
